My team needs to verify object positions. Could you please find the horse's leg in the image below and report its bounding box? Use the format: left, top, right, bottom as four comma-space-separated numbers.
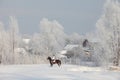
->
57, 61, 61, 67
51, 64, 53, 67
50, 62, 53, 67
58, 63, 60, 67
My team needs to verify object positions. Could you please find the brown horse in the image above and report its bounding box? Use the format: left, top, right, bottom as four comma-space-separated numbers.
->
47, 56, 61, 67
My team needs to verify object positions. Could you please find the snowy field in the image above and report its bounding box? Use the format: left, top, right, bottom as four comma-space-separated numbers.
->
0, 64, 120, 80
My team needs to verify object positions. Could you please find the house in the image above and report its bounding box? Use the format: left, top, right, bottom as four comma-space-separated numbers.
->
58, 39, 94, 60
14, 48, 27, 55
57, 44, 79, 58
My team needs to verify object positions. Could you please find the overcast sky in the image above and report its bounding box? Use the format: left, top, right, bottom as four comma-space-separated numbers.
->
0, 0, 105, 35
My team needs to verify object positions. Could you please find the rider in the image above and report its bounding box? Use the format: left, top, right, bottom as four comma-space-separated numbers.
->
52, 55, 56, 62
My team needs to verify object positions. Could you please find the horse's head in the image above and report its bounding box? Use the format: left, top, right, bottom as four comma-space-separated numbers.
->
47, 56, 51, 60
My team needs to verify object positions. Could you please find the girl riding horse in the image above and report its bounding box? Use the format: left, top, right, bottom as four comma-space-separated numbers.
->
47, 56, 61, 67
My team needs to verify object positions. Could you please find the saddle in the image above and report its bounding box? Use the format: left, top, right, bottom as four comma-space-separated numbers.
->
52, 59, 56, 63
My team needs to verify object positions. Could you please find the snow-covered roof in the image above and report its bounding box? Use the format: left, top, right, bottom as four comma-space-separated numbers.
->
64, 44, 79, 50
58, 50, 67, 55
14, 48, 26, 54
22, 39, 30, 44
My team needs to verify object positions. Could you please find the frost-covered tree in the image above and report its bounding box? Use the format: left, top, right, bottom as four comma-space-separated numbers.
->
40, 18, 66, 55
0, 22, 12, 64
8, 16, 20, 64
30, 33, 45, 55
0, 22, 5, 63
66, 33, 83, 45
96, 0, 120, 66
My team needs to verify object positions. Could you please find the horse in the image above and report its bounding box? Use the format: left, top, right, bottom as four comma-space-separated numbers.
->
47, 56, 61, 67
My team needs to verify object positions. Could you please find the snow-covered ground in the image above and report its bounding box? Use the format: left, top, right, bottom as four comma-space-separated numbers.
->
0, 64, 120, 80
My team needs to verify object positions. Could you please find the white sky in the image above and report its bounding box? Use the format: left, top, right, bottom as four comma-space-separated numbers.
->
0, 0, 106, 35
